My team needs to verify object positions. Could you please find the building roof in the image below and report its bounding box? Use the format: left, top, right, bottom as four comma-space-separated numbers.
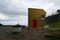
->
13, 24, 25, 28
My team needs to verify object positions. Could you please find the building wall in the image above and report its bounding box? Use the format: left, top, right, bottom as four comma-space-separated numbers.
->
28, 8, 46, 29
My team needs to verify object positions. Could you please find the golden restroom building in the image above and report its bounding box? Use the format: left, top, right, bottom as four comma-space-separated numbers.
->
28, 8, 46, 29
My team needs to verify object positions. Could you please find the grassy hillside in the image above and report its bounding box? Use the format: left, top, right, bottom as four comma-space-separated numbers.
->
49, 22, 60, 28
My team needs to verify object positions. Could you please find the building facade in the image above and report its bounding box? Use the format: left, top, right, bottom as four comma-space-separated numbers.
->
28, 8, 46, 29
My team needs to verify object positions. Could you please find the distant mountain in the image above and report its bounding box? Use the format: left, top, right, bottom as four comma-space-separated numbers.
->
45, 10, 60, 24
0, 23, 3, 26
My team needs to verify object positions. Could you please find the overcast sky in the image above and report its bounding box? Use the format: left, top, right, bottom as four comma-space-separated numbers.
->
0, 0, 60, 26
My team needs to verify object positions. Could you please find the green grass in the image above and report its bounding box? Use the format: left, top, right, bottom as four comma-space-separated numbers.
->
49, 22, 60, 28
46, 30, 60, 40
47, 30, 60, 34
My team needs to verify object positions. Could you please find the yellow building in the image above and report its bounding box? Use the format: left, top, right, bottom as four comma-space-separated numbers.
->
28, 8, 46, 29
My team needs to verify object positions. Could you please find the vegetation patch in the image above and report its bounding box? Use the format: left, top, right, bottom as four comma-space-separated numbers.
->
45, 30, 60, 40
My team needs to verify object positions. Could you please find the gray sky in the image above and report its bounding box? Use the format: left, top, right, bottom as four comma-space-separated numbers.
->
0, 0, 60, 26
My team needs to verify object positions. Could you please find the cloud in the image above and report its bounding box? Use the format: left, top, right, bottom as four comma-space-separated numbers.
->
0, 0, 60, 25
0, 13, 10, 20
0, 15, 28, 26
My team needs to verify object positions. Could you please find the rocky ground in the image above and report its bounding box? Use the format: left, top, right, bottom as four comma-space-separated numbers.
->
0, 28, 49, 40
